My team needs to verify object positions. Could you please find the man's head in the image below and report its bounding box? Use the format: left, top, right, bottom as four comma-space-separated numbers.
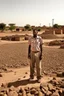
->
33, 29, 38, 38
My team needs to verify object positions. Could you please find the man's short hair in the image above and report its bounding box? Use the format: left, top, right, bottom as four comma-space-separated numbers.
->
33, 29, 38, 33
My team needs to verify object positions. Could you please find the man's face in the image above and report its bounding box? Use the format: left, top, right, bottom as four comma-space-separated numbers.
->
33, 30, 38, 37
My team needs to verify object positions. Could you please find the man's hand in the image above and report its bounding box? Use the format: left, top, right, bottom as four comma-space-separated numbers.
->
28, 45, 31, 59
40, 43, 43, 60
28, 54, 31, 59
39, 54, 42, 60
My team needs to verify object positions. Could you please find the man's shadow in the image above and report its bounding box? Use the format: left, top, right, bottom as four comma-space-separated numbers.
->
8, 79, 38, 87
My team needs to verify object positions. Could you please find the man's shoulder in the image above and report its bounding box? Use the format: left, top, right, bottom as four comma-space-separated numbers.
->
37, 36, 43, 44
37, 36, 42, 39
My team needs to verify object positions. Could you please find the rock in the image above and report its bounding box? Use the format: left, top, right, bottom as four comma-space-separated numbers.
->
0, 87, 8, 94
25, 72, 28, 74
23, 76, 26, 78
18, 78, 21, 81
1, 83, 8, 88
43, 71, 48, 75
40, 83, 48, 91
49, 79, 59, 86
9, 86, 16, 91
53, 77, 56, 80
7, 91, 18, 96
30, 88, 36, 94
0, 92, 4, 96
38, 91, 45, 96
24, 87, 30, 94
40, 83, 48, 94
51, 91, 60, 96
40, 83, 47, 88
59, 80, 64, 88
58, 89, 63, 96
2, 94, 7, 96
0, 93, 7, 96
0, 74, 2, 77
22, 90, 26, 96
18, 93, 22, 96
57, 72, 63, 77
2, 68, 8, 72
14, 72, 16, 75
62, 89, 64, 96
47, 83, 56, 93
26, 93, 31, 96
45, 91, 52, 96
15, 87, 20, 93
41, 88, 47, 94
8, 70, 13, 72
62, 72, 64, 77
47, 83, 54, 91
35, 88, 45, 96
60, 83, 64, 88
62, 79, 64, 81
34, 90, 39, 95
4, 94, 7, 96
19, 87, 24, 93
19, 87, 26, 96
33, 87, 41, 96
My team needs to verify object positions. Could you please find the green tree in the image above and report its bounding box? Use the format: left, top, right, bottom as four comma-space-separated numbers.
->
9, 23, 16, 31
24, 24, 31, 31
53, 24, 59, 28
0, 23, 6, 31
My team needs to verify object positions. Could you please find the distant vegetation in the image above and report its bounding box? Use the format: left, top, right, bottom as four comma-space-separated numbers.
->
24, 24, 42, 31
0, 23, 64, 33
24, 24, 32, 31
53, 24, 59, 28
9, 23, 16, 31
0, 23, 6, 31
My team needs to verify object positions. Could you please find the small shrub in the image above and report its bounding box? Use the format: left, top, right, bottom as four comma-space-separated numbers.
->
28, 28, 32, 31
37, 28, 41, 31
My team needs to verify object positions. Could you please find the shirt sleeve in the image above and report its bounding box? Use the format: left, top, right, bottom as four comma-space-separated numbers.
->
28, 37, 31, 45
40, 37, 43, 45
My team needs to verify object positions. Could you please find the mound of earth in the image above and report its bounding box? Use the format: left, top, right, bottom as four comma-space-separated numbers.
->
40, 33, 59, 39
60, 44, 64, 49
48, 40, 64, 46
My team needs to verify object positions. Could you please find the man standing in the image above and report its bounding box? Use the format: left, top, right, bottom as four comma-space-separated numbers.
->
28, 29, 43, 83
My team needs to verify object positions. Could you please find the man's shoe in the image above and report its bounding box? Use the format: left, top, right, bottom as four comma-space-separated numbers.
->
29, 77, 34, 81
37, 78, 41, 83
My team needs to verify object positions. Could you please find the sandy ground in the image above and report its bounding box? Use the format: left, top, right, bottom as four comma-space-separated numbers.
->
0, 66, 54, 87
0, 32, 64, 90
0, 66, 63, 88
0, 41, 64, 72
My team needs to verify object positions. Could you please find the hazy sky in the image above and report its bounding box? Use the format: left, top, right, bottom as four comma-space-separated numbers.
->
0, 0, 64, 26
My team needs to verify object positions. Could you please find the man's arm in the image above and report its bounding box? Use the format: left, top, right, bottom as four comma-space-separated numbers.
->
28, 45, 31, 59
40, 44, 42, 56
39, 44, 43, 60
39, 37, 43, 60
